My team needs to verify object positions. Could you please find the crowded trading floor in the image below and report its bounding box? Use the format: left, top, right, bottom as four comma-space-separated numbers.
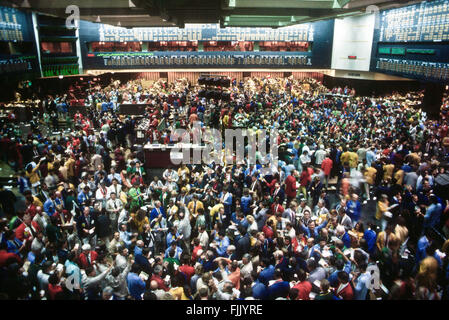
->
0, 75, 448, 301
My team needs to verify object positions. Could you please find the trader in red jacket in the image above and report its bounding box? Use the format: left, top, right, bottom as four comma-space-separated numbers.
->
150, 264, 169, 292
334, 271, 354, 300
321, 154, 333, 189
78, 244, 99, 269
15, 214, 40, 243
285, 170, 299, 206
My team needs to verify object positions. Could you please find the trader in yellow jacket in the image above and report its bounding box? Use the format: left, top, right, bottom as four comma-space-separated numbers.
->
363, 165, 377, 200
187, 194, 204, 221
340, 148, 358, 169
348, 151, 358, 169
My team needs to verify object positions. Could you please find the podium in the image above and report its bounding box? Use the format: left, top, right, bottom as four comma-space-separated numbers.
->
143, 143, 206, 169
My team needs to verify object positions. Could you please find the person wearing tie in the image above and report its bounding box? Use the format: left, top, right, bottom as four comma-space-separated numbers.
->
177, 187, 190, 206
337, 208, 353, 231
79, 244, 98, 269
107, 178, 122, 200
32, 145, 40, 161
282, 201, 297, 228
187, 195, 204, 222
128, 181, 143, 208
134, 161, 144, 177
95, 181, 108, 208
220, 187, 233, 227
107, 168, 122, 185
376, 224, 397, 253
54, 191, 65, 210
163, 168, 179, 184
271, 182, 285, 205
77, 186, 91, 206
249, 175, 262, 198
270, 197, 284, 216
77, 206, 97, 246
150, 201, 166, 222
106, 192, 123, 231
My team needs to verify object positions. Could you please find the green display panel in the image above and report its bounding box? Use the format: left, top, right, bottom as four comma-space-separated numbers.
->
406, 49, 436, 55
378, 47, 391, 54
42, 65, 79, 77
391, 47, 406, 55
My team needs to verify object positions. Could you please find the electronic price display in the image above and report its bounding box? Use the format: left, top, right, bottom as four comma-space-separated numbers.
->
0, 6, 33, 42
376, 57, 449, 80
98, 22, 315, 42
91, 51, 312, 68
373, 1, 449, 80
379, 0, 449, 42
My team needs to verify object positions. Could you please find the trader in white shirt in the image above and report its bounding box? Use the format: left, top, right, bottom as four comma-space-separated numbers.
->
106, 192, 124, 231
108, 168, 122, 184
107, 178, 122, 199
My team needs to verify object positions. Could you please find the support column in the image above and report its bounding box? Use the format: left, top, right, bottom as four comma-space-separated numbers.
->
31, 12, 43, 78
75, 25, 83, 74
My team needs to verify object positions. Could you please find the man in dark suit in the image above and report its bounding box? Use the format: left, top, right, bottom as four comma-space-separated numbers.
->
249, 175, 262, 199
20, 141, 34, 166
134, 247, 153, 275
267, 269, 290, 300
77, 206, 97, 246
235, 225, 250, 261
96, 209, 111, 246
271, 182, 285, 205
230, 181, 242, 200
176, 188, 192, 207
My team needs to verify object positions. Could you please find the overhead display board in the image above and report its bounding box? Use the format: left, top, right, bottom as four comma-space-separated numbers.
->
0, 6, 39, 78
86, 51, 312, 68
0, 6, 33, 42
98, 24, 314, 43
372, 0, 449, 82
80, 19, 334, 69
379, 0, 449, 42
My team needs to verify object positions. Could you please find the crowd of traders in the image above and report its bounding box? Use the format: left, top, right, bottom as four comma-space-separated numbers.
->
0, 76, 449, 300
